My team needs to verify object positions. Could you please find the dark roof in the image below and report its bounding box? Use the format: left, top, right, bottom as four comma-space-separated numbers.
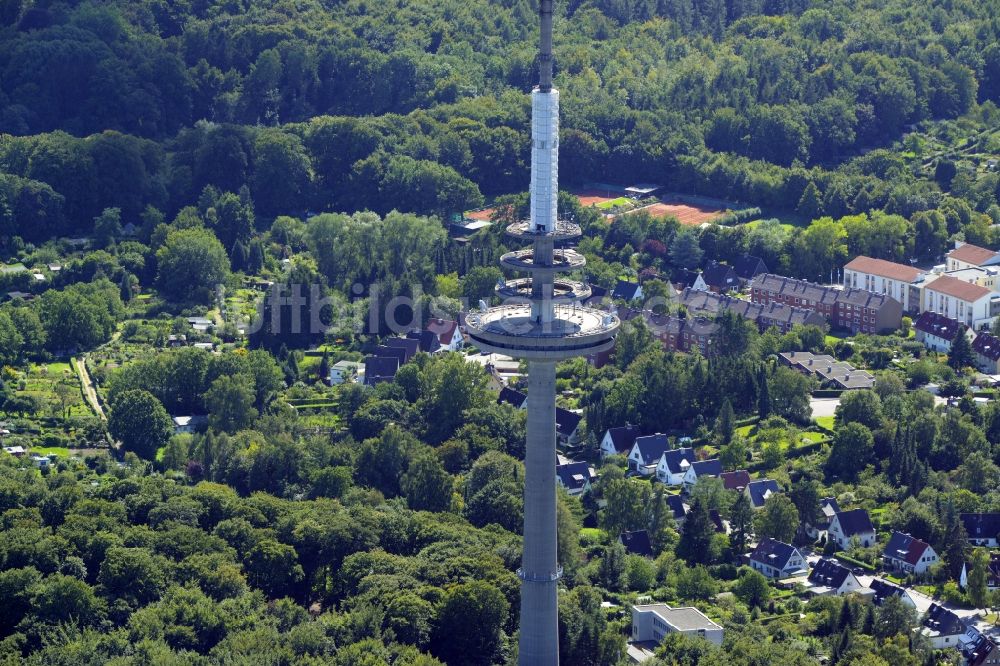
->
708, 509, 725, 533
612, 280, 642, 301
374, 345, 407, 364
363, 356, 399, 385
973, 332, 1000, 361
960, 513, 1000, 540
868, 578, 908, 606
964, 632, 998, 666
589, 283, 609, 299
689, 459, 722, 478
633, 434, 671, 466
914, 311, 963, 342
604, 424, 642, 454
746, 479, 780, 508
702, 261, 739, 291
671, 269, 701, 289
620, 530, 653, 557
658, 446, 696, 474
678, 289, 825, 332
833, 508, 874, 537
923, 603, 965, 636
666, 495, 688, 521
821, 497, 841, 515
407, 330, 440, 353
385, 337, 420, 363
750, 538, 798, 569
808, 558, 852, 589
751, 273, 901, 311
556, 462, 593, 492
556, 408, 582, 438
733, 255, 768, 281
720, 470, 751, 491
883, 531, 932, 566
498, 386, 527, 408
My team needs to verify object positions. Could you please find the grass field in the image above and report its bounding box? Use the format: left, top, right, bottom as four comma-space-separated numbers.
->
572, 188, 624, 207
595, 196, 631, 210
814, 415, 835, 430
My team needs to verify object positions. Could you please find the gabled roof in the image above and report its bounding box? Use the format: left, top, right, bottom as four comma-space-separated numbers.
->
821, 497, 840, 518
407, 330, 440, 353
363, 356, 399, 385
964, 632, 998, 666
733, 255, 768, 280
701, 261, 739, 290
374, 345, 407, 364
922, 603, 965, 636
385, 337, 420, 363
844, 256, 923, 282
973, 332, 1000, 361
426, 318, 460, 344
688, 459, 722, 478
808, 558, 853, 589
914, 311, 964, 341
556, 408, 582, 438
620, 530, 653, 557
556, 462, 593, 492
498, 386, 527, 408
666, 494, 688, 521
924, 274, 993, 302
633, 434, 671, 466
671, 269, 701, 289
868, 578, 908, 606
612, 280, 642, 301
658, 445, 696, 474
833, 508, 874, 537
750, 538, 798, 569
947, 242, 1000, 267
746, 479, 780, 508
883, 531, 933, 566
720, 470, 751, 491
604, 424, 642, 454
960, 513, 1000, 540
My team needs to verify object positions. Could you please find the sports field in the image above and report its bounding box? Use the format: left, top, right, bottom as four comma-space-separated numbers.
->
637, 201, 727, 225
466, 208, 496, 221
572, 188, 624, 207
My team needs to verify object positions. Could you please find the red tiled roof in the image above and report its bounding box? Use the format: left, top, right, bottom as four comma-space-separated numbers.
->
948, 243, 999, 266
844, 256, 922, 282
426, 318, 459, 344
925, 275, 992, 302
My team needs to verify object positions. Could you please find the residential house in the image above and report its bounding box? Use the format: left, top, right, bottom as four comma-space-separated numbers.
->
750, 274, 902, 334
556, 408, 583, 445
960, 514, 1000, 547
620, 530, 654, 557
629, 434, 671, 476
960, 552, 1000, 591
920, 603, 967, 649
557, 461, 596, 496
749, 538, 807, 579
3, 445, 25, 457
363, 356, 399, 386
962, 630, 1000, 666
172, 415, 207, 435
678, 289, 826, 334
612, 280, 644, 303
701, 261, 740, 293
30, 454, 50, 469
921, 275, 999, 329
373, 345, 407, 366
733, 255, 768, 285
385, 337, 420, 363
946, 242, 1000, 272
779, 351, 875, 390
650, 314, 719, 357
682, 459, 723, 490
630, 604, 724, 647
329, 360, 362, 386
882, 531, 939, 576
600, 425, 642, 459
720, 470, 751, 492
828, 509, 876, 549
843, 255, 931, 313
407, 330, 441, 354
671, 269, 705, 293
868, 578, 918, 608
806, 497, 841, 539
667, 495, 689, 525
807, 558, 864, 596
654, 445, 696, 485
914, 311, 971, 353
973, 332, 1000, 374
744, 479, 781, 510
426, 319, 464, 352
498, 386, 528, 410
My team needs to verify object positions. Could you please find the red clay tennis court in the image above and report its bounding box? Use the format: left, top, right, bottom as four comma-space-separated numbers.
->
638, 201, 727, 225
572, 188, 623, 207
466, 208, 496, 221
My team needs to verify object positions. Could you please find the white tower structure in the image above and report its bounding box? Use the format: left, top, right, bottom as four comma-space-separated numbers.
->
464, 2, 619, 663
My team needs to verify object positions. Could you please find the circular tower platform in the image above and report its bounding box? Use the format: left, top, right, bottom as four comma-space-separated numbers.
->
465, 304, 618, 361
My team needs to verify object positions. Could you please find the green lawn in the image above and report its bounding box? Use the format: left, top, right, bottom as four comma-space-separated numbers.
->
29, 446, 71, 457
595, 197, 630, 210
814, 416, 835, 430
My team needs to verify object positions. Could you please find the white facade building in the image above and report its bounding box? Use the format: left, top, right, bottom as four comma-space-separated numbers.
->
631, 604, 723, 647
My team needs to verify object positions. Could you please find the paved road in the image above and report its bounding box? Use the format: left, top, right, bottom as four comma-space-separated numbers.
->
73, 356, 105, 420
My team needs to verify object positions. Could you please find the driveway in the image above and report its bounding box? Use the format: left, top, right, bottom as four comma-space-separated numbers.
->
810, 397, 840, 419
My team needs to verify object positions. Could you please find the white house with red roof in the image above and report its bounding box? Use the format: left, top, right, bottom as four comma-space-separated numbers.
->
946, 241, 1000, 272
843, 255, 933, 313
882, 531, 939, 576
921, 275, 998, 329
426, 318, 464, 352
